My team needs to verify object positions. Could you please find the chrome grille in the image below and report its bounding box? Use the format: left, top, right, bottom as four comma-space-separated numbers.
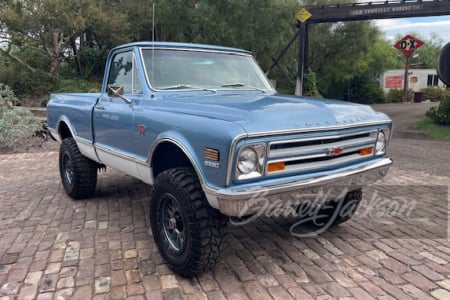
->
267, 130, 378, 175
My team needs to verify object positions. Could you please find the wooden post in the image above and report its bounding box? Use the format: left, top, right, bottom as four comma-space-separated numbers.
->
295, 23, 306, 96
403, 55, 410, 102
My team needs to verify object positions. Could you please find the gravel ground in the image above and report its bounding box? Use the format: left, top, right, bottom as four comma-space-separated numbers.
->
371, 102, 450, 177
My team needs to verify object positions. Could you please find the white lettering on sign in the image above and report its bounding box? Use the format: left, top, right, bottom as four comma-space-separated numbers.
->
350, 4, 422, 16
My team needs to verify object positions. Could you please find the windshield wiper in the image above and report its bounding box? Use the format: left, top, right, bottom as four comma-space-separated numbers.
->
220, 83, 266, 92
159, 84, 216, 92
221, 82, 245, 88
159, 84, 195, 90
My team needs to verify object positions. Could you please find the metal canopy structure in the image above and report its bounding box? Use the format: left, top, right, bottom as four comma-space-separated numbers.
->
266, 0, 450, 96
307, 0, 450, 23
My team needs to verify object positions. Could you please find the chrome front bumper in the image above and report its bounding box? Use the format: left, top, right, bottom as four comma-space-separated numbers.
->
205, 157, 392, 216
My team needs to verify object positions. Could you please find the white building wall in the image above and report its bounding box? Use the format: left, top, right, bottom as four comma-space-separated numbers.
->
380, 69, 446, 94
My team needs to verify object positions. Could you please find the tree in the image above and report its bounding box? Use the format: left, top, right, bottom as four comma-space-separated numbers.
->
154, 0, 297, 70
0, 0, 129, 80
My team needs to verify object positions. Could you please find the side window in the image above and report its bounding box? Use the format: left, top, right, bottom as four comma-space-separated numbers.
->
108, 51, 142, 94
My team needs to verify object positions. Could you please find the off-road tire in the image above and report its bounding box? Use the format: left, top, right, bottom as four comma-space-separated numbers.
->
150, 168, 228, 278
59, 137, 97, 199
318, 189, 362, 226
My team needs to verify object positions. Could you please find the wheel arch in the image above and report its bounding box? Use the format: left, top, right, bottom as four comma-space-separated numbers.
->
56, 116, 77, 141
149, 137, 205, 187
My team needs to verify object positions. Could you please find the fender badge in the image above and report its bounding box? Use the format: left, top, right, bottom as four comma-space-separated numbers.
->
137, 125, 147, 136
205, 161, 220, 168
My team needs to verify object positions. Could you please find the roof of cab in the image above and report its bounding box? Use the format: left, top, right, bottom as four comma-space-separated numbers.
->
110, 42, 252, 55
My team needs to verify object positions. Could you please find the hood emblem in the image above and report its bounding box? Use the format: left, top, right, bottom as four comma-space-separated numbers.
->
295, 117, 367, 128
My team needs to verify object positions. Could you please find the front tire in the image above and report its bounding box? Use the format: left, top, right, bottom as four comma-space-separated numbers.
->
150, 168, 228, 278
317, 189, 362, 226
59, 137, 98, 199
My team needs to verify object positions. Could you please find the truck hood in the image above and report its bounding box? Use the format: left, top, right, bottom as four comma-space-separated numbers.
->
157, 92, 391, 134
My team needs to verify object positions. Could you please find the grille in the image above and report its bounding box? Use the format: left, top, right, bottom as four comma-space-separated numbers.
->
267, 130, 378, 175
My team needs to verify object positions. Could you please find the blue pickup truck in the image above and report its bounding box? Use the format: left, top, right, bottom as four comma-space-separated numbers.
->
47, 42, 392, 277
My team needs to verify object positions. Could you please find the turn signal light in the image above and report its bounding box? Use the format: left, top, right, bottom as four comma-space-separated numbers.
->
360, 147, 373, 156
204, 148, 219, 161
267, 162, 286, 172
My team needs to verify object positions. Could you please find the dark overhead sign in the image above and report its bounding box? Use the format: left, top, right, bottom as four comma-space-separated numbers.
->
304, 0, 450, 23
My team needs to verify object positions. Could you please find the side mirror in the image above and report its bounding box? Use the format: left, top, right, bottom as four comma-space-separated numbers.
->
107, 84, 124, 97
437, 43, 450, 86
106, 84, 132, 104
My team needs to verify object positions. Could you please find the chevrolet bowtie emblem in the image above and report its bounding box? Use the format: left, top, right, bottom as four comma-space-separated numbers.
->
329, 147, 343, 156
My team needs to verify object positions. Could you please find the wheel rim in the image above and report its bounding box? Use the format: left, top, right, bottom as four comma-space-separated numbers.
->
62, 153, 74, 185
160, 193, 186, 254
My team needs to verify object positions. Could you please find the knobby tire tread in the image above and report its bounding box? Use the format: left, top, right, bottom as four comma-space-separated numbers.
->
59, 137, 97, 199
150, 168, 227, 278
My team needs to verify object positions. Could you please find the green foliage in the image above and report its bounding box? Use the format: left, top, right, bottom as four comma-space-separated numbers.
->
0, 0, 130, 80
420, 87, 449, 102
0, 0, 446, 104
79, 48, 107, 80
156, 0, 297, 71
54, 78, 102, 93
426, 96, 450, 125
308, 21, 394, 100
385, 89, 414, 103
349, 76, 385, 104
303, 69, 321, 97
0, 89, 42, 148
413, 117, 450, 140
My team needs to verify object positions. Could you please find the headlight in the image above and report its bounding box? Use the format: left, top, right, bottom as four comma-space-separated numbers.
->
375, 129, 389, 155
236, 144, 266, 180
237, 148, 257, 174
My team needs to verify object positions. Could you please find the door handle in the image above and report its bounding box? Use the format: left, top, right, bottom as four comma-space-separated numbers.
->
94, 105, 105, 110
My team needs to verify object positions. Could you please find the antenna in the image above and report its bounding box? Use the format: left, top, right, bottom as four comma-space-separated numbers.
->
152, 2, 155, 43
151, 2, 155, 97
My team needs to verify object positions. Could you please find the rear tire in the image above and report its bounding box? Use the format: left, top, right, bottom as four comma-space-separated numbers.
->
59, 137, 97, 199
150, 168, 228, 278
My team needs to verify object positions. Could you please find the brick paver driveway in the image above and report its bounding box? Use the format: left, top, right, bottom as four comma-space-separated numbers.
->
0, 148, 449, 299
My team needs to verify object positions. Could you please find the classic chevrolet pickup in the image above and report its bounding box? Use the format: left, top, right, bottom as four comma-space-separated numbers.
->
47, 42, 392, 277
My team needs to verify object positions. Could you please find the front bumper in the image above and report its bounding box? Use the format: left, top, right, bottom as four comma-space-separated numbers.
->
204, 157, 392, 216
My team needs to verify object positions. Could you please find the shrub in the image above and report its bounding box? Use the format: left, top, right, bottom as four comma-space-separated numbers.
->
0, 83, 19, 107
54, 78, 101, 93
426, 96, 450, 125
0, 84, 42, 149
0, 107, 43, 149
350, 77, 385, 104
385, 88, 413, 103
421, 87, 445, 102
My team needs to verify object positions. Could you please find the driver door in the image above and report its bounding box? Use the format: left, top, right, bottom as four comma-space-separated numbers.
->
93, 50, 141, 176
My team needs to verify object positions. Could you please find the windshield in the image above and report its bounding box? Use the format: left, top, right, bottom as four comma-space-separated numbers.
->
141, 49, 274, 91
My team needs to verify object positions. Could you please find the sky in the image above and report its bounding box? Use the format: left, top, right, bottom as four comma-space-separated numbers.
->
374, 16, 450, 45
